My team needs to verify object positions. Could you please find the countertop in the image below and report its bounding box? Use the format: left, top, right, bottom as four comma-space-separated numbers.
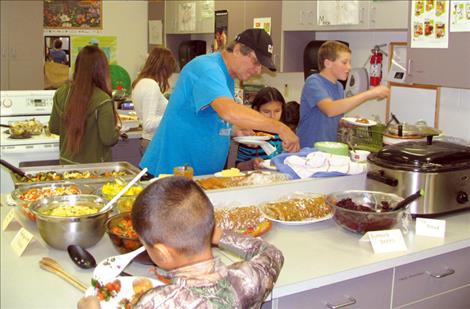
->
1, 174, 469, 308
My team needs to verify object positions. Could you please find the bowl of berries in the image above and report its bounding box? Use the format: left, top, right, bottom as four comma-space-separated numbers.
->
326, 190, 405, 234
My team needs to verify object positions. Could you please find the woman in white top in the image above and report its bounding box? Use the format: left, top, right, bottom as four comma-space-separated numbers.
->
132, 47, 176, 154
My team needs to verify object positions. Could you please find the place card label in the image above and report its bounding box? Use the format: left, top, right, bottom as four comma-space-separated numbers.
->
416, 218, 446, 238
364, 229, 407, 253
10, 227, 34, 256
2, 209, 16, 231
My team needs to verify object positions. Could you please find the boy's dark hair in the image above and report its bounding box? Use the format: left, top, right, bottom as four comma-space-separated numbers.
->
132, 176, 214, 256
54, 39, 63, 49
251, 86, 286, 115
318, 40, 351, 71
283, 101, 300, 130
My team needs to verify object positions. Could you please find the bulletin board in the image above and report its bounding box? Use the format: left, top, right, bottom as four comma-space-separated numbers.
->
386, 82, 441, 128
386, 42, 441, 128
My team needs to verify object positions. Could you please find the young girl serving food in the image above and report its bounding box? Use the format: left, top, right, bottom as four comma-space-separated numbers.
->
236, 87, 288, 171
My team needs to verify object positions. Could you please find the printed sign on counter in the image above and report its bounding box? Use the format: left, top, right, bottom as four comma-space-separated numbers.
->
10, 227, 35, 256
416, 217, 446, 238
2, 209, 16, 231
361, 229, 407, 253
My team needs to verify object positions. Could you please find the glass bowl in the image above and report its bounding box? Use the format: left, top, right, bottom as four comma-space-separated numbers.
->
326, 190, 405, 234
11, 182, 96, 221
101, 181, 144, 213
105, 212, 154, 265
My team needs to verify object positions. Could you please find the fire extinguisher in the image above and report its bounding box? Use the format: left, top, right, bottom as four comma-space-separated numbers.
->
368, 44, 388, 87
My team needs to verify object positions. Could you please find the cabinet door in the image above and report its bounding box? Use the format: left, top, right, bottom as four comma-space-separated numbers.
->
369, 0, 409, 29
282, 0, 316, 31
3, 0, 44, 90
1, 0, 8, 90
277, 269, 393, 309
406, 3, 470, 89
392, 247, 470, 308
398, 285, 470, 309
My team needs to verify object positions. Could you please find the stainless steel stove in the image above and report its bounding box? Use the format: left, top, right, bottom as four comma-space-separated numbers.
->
0, 90, 59, 193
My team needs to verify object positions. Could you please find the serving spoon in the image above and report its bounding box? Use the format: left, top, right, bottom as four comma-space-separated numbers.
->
67, 244, 133, 276
0, 159, 31, 180
98, 167, 148, 214
393, 189, 424, 211
93, 246, 146, 283
67, 244, 97, 269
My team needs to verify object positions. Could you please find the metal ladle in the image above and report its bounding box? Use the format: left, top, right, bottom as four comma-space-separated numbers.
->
67, 244, 133, 275
67, 244, 97, 269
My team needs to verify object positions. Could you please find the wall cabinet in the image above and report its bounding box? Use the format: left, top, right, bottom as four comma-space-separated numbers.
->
0, 1, 44, 90
214, 0, 283, 71
282, 0, 408, 31
406, 32, 470, 89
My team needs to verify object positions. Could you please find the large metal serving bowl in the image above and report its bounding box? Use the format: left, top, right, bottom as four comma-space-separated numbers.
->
30, 194, 110, 250
326, 190, 405, 234
11, 182, 96, 221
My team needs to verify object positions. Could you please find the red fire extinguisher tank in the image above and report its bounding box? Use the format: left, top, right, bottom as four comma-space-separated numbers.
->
369, 47, 383, 87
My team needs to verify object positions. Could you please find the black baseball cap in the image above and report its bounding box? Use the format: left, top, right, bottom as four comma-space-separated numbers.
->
235, 28, 276, 72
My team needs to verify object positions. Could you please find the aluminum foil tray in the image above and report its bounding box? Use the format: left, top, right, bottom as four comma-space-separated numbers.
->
10, 161, 142, 189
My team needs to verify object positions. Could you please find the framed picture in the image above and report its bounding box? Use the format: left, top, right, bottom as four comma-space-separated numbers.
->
43, 0, 103, 30
44, 36, 71, 66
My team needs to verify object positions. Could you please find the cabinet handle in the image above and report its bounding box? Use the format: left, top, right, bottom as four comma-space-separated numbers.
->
428, 268, 455, 278
360, 8, 365, 24
371, 7, 376, 23
326, 296, 357, 309
299, 10, 304, 25
407, 59, 412, 75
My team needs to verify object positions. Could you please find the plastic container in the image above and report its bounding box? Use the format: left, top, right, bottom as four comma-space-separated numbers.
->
314, 142, 349, 156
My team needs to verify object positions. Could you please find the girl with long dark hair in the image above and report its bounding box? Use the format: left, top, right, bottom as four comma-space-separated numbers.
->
49, 45, 120, 164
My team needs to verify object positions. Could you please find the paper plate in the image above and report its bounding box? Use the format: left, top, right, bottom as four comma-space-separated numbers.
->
85, 276, 163, 309
342, 117, 377, 127
260, 211, 333, 226
233, 136, 270, 142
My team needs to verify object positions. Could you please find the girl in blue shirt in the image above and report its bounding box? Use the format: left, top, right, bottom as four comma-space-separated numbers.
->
236, 87, 288, 171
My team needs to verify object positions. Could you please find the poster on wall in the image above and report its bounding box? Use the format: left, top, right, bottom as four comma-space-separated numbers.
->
317, 1, 360, 26
44, 0, 102, 30
411, 0, 450, 48
70, 36, 117, 70
214, 10, 228, 52
178, 2, 196, 32
450, 0, 470, 32
149, 20, 163, 45
253, 17, 272, 35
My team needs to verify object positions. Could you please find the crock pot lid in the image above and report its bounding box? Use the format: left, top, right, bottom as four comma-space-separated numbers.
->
375, 141, 470, 167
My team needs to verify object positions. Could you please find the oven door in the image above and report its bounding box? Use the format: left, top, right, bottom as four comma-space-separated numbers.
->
0, 144, 59, 193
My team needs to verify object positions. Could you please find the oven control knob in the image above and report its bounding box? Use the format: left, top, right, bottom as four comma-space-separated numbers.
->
2, 98, 12, 108
456, 191, 468, 204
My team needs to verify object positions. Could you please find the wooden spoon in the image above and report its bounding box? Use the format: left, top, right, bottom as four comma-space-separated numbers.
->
39, 257, 87, 292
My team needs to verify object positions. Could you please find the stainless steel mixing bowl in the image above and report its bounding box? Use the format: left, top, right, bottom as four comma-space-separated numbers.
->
30, 194, 110, 250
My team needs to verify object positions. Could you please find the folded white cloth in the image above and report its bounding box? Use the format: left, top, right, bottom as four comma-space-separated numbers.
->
283, 151, 365, 179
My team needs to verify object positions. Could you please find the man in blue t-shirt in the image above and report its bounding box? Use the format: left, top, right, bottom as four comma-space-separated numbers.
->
140, 29, 299, 176
297, 41, 390, 148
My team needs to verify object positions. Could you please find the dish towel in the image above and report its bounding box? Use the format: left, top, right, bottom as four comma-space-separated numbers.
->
271, 148, 366, 179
